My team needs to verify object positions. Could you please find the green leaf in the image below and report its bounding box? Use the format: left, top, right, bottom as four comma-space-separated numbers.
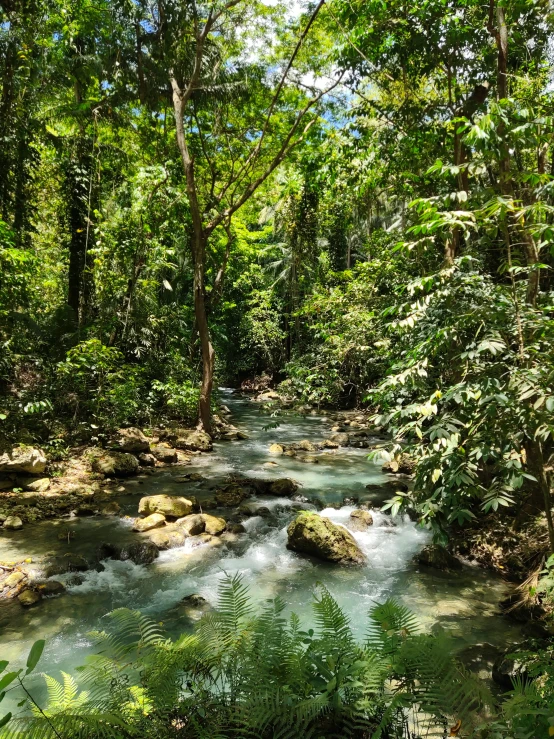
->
0, 662, 8, 674
0, 712, 12, 729
0, 672, 20, 692
25, 640, 45, 675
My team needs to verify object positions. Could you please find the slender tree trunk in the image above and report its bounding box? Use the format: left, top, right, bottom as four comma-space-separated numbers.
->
489, 1, 540, 305
66, 136, 90, 323
525, 440, 554, 553
193, 233, 215, 432
172, 76, 215, 432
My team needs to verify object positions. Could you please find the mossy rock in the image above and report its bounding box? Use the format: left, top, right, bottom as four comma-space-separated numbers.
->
287, 511, 366, 565
349, 509, 373, 532
267, 478, 299, 496
202, 514, 226, 536
138, 494, 194, 518
416, 545, 462, 571
133, 512, 166, 532
92, 451, 139, 477
215, 484, 250, 507
147, 525, 187, 550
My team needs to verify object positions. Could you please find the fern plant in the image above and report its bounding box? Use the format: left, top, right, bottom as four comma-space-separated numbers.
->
1, 575, 494, 739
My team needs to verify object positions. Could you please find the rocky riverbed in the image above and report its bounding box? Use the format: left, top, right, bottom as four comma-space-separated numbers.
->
0, 389, 548, 705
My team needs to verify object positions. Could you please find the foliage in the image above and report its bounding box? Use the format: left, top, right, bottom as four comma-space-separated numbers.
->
1, 575, 494, 739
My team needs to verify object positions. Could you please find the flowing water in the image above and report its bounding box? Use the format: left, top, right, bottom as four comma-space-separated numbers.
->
0, 390, 522, 706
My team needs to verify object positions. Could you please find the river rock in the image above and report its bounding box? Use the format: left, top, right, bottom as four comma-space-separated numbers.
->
182, 593, 209, 608
115, 427, 150, 454
67, 555, 90, 572
295, 440, 316, 452
35, 580, 65, 597
3, 516, 23, 530
269, 443, 284, 455
133, 512, 166, 532
349, 509, 373, 531
92, 451, 139, 477
492, 651, 529, 689
298, 455, 318, 464
24, 477, 50, 493
227, 523, 246, 534
138, 453, 156, 467
287, 511, 366, 565
320, 439, 339, 449
382, 454, 415, 475
268, 478, 299, 496
147, 525, 187, 550
0, 447, 46, 475
18, 589, 41, 607
101, 501, 121, 516
151, 445, 178, 464
202, 514, 226, 535
328, 433, 350, 447
416, 545, 462, 571
121, 541, 159, 565
171, 429, 213, 452
283, 449, 297, 457
4, 570, 25, 589
257, 390, 280, 401
138, 494, 193, 518
193, 533, 224, 548
176, 514, 205, 536
215, 484, 250, 507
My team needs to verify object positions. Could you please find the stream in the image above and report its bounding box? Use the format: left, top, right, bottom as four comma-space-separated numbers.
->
0, 390, 523, 706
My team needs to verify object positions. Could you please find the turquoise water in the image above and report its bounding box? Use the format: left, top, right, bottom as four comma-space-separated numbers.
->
0, 390, 521, 707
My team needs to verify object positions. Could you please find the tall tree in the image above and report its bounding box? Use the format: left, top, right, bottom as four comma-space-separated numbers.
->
160, 0, 338, 430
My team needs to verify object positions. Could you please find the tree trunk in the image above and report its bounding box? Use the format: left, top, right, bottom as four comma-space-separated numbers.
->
66, 136, 90, 323
489, 2, 540, 305
193, 233, 215, 432
525, 439, 554, 553
172, 76, 215, 433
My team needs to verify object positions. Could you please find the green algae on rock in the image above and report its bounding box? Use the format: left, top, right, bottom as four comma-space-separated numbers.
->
287, 511, 365, 565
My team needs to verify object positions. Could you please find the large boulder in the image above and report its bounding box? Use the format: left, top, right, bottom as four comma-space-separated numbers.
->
95, 541, 157, 566
24, 477, 51, 493
294, 440, 316, 452
269, 443, 284, 455
121, 541, 159, 565
176, 513, 205, 536
170, 429, 213, 452
0, 447, 46, 475
138, 453, 156, 467
18, 589, 41, 607
115, 428, 150, 454
92, 451, 139, 477
35, 580, 66, 597
215, 484, 250, 507
287, 511, 366, 565
133, 512, 166, 532
349, 509, 373, 532
147, 525, 187, 550
150, 445, 178, 464
416, 545, 462, 571
268, 478, 299, 496
138, 494, 194, 518
3, 516, 23, 530
202, 514, 226, 536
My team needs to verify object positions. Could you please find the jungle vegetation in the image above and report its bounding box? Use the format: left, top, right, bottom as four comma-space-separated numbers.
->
2, 0, 554, 733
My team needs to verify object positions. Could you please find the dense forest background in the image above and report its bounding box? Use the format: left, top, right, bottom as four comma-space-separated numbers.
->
3, 1, 554, 736
2, 0, 554, 549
